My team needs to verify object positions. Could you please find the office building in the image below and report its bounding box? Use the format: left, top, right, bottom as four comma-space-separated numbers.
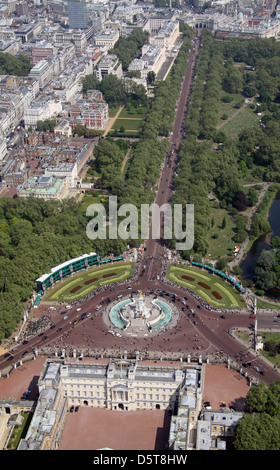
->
68, 0, 87, 29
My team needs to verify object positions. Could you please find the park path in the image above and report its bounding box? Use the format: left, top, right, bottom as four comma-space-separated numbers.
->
121, 147, 132, 175
216, 97, 255, 130
103, 105, 124, 137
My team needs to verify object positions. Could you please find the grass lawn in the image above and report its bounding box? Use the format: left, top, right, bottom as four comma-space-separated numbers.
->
113, 118, 143, 132
119, 106, 147, 118
218, 93, 245, 122
220, 105, 260, 139
257, 298, 280, 310
206, 205, 236, 259
167, 264, 246, 309
7, 412, 33, 450
44, 262, 134, 302
109, 107, 119, 118
259, 331, 280, 368
78, 194, 107, 216
235, 328, 250, 345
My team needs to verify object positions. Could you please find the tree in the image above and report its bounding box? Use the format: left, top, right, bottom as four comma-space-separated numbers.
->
254, 249, 276, 291
246, 381, 268, 413
82, 74, 99, 95
247, 189, 258, 207
233, 380, 280, 450
234, 413, 280, 450
0, 52, 31, 76
232, 190, 249, 212
147, 71, 156, 85
215, 257, 228, 271
222, 66, 244, 94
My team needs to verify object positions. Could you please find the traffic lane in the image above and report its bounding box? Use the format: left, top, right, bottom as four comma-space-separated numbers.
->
257, 314, 280, 329
0, 282, 275, 360
0, 305, 92, 366
60, 301, 217, 355
2, 285, 279, 383
201, 315, 280, 383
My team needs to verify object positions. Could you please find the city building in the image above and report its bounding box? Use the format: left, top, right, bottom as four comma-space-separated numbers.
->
149, 20, 180, 51
18, 174, 69, 200
128, 44, 166, 79
0, 75, 39, 136
28, 59, 54, 90
168, 367, 203, 450
1, 160, 31, 188
52, 55, 93, 101
0, 137, 8, 162
44, 161, 77, 187
14, 23, 34, 43
18, 358, 203, 450
196, 410, 244, 450
94, 53, 122, 81
67, 90, 109, 130
94, 28, 120, 50
31, 42, 56, 65
54, 119, 72, 137
67, 0, 87, 29
24, 99, 62, 129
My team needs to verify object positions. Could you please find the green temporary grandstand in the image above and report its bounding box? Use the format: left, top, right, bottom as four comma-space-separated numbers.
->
36, 253, 124, 292
36, 252, 100, 292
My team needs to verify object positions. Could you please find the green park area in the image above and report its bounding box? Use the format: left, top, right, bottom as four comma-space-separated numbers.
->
77, 193, 107, 216
167, 264, 246, 309
259, 331, 280, 368
220, 105, 260, 139
206, 205, 237, 259
112, 105, 146, 133
113, 118, 143, 132
44, 262, 134, 302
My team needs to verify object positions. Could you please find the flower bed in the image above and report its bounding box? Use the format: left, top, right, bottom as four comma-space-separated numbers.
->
198, 281, 211, 290
212, 291, 222, 300
103, 272, 117, 278
182, 275, 195, 281
70, 285, 82, 293
84, 278, 98, 285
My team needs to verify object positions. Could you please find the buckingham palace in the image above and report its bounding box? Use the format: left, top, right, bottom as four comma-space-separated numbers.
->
18, 357, 203, 450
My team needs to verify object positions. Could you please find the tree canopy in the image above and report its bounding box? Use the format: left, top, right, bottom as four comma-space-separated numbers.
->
0, 197, 128, 339
0, 52, 31, 76
234, 380, 280, 450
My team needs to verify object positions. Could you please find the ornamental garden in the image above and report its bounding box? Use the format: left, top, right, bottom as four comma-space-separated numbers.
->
167, 264, 246, 309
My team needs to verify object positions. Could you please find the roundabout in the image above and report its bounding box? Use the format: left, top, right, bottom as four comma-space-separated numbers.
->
104, 291, 180, 337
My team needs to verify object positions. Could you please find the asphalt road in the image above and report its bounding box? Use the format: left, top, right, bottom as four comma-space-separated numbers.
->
0, 30, 279, 386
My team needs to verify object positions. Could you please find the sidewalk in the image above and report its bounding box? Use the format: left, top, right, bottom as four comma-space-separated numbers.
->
103, 106, 124, 137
